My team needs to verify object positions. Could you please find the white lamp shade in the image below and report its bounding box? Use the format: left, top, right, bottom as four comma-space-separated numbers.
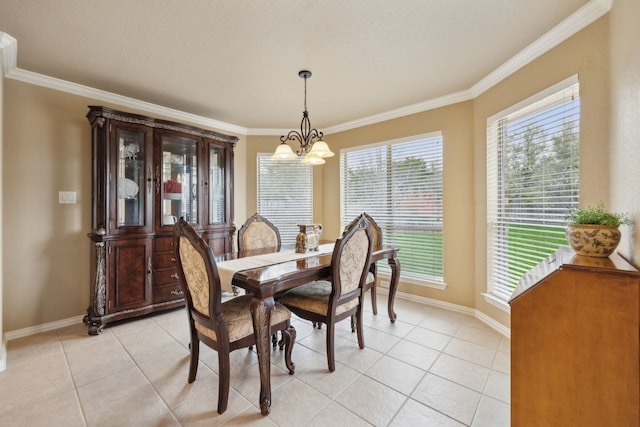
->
308, 140, 334, 158
301, 152, 326, 165
271, 143, 298, 160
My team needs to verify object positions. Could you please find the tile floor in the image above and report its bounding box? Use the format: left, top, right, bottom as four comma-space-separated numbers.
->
0, 294, 510, 426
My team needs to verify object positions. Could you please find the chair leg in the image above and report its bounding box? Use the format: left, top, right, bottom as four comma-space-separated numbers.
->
272, 332, 278, 349
356, 306, 366, 349
350, 315, 356, 333
217, 351, 231, 414
188, 338, 200, 383
370, 282, 378, 315
282, 325, 296, 374
326, 322, 336, 372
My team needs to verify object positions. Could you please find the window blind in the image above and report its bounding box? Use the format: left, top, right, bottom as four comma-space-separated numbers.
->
257, 154, 313, 246
340, 133, 444, 282
486, 77, 580, 301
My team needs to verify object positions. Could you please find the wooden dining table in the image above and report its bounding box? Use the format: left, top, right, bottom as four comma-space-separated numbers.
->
221, 244, 401, 415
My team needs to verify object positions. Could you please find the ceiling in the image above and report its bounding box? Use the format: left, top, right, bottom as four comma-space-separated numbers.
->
0, 0, 602, 134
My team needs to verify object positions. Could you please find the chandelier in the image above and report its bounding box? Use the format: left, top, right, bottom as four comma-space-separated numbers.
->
272, 70, 334, 165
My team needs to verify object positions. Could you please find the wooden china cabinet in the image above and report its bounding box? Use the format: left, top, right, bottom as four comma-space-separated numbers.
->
84, 106, 237, 334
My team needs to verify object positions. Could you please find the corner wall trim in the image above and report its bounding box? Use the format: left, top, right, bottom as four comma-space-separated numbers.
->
0, 339, 6, 372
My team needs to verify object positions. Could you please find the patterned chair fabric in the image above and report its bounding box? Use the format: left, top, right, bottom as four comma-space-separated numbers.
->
193, 295, 292, 342
238, 213, 281, 252
343, 212, 382, 316
174, 218, 296, 414
280, 214, 373, 372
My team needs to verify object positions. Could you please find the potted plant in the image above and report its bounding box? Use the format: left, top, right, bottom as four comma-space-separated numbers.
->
565, 202, 630, 257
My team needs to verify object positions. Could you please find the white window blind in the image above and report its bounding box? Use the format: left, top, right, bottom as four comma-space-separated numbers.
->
486, 77, 580, 301
340, 133, 444, 282
257, 154, 313, 245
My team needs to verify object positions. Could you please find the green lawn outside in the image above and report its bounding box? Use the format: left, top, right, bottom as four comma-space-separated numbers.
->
385, 223, 565, 287
388, 232, 444, 278
506, 223, 566, 287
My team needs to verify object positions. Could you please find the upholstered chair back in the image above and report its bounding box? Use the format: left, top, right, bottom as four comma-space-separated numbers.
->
179, 234, 213, 317
338, 226, 371, 297
363, 212, 383, 250
238, 213, 281, 252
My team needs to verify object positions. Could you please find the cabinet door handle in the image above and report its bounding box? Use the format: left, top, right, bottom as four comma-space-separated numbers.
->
155, 166, 161, 194
147, 165, 153, 192
170, 273, 180, 279
170, 257, 176, 262
170, 288, 184, 296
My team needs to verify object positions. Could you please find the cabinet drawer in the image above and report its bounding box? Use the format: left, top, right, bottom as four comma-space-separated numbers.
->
155, 237, 175, 253
155, 253, 177, 269
154, 268, 180, 286
153, 283, 185, 303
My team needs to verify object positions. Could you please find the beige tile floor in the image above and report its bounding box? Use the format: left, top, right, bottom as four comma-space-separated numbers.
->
0, 294, 510, 426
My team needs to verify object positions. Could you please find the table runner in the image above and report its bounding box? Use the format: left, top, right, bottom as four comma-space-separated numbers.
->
217, 243, 334, 292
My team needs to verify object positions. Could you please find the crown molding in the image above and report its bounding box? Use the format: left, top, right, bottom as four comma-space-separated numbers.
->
325, 90, 474, 135
249, 90, 474, 136
470, 0, 612, 97
0, 0, 612, 136
0, 32, 17, 75
0, 35, 247, 135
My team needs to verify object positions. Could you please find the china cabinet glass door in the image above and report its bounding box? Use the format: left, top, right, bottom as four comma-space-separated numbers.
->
116, 129, 146, 227
209, 144, 226, 224
161, 135, 198, 225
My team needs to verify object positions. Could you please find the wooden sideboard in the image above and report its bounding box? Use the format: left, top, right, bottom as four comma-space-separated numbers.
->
509, 246, 639, 426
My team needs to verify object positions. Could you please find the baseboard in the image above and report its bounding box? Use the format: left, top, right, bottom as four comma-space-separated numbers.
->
5, 293, 511, 343
0, 338, 7, 372
381, 289, 511, 338
5, 315, 86, 341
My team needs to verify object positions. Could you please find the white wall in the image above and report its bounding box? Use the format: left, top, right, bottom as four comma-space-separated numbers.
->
609, 0, 640, 264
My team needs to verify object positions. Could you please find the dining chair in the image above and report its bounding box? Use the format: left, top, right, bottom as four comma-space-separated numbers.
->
280, 214, 374, 372
237, 213, 283, 344
237, 213, 281, 253
346, 213, 382, 315
173, 218, 296, 414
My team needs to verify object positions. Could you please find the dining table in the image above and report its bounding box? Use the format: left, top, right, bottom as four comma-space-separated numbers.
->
216, 242, 401, 415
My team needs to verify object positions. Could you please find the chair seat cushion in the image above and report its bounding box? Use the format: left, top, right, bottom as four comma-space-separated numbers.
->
194, 295, 291, 342
280, 280, 359, 316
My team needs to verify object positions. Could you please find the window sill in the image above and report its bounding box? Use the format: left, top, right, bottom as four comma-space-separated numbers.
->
482, 292, 511, 314
378, 272, 446, 290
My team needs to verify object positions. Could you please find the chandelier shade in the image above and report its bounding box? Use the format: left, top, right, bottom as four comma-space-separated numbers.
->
301, 153, 326, 165
272, 142, 298, 160
272, 70, 334, 163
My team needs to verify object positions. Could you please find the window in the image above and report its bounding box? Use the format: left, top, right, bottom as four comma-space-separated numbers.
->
340, 133, 444, 284
486, 76, 580, 303
257, 154, 313, 245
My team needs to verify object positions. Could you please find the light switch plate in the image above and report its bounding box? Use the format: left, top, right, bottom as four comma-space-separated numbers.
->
59, 191, 77, 204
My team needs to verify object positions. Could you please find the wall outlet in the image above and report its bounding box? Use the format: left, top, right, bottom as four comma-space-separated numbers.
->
59, 191, 77, 204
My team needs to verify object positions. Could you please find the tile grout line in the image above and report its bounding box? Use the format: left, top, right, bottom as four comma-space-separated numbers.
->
110, 323, 185, 426
57, 330, 89, 427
